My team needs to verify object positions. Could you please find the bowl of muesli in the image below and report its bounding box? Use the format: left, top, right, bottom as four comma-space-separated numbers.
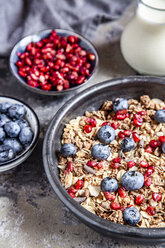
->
43, 76, 165, 243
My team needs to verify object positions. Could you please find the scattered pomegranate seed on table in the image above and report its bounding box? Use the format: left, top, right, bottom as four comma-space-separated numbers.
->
15, 30, 96, 92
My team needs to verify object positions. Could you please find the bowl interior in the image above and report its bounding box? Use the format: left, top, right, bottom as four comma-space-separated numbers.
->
0, 96, 40, 172
9, 29, 98, 95
43, 76, 165, 243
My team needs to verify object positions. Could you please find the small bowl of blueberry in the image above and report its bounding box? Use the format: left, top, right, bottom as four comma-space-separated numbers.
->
0, 96, 40, 172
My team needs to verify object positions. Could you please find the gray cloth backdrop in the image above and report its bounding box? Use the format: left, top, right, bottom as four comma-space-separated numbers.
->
0, 0, 132, 56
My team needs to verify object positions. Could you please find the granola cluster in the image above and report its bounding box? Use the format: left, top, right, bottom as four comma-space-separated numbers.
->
58, 95, 165, 228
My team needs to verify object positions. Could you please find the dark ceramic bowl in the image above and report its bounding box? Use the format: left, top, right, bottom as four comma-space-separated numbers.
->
9, 29, 98, 96
43, 76, 165, 244
0, 96, 40, 172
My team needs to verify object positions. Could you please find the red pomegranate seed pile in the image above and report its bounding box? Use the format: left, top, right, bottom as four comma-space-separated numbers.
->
15, 30, 96, 92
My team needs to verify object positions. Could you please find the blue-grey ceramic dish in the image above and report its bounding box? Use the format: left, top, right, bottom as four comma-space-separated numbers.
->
0, 96, 40, 172
43, 76, 165, 244
9, 29, 98, 96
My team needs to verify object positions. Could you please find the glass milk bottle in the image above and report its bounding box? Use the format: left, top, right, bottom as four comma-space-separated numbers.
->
120, 0, 165, 76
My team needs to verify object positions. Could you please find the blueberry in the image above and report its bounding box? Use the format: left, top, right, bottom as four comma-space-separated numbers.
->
120, 137, 135, 152
162, 142, 165, 153
0, 145, 15, 163
0, 127, 5, 142
19, 127, 33, 145
0, 114, 10, 127
113, 98, 129, 113
8, 104, 26, 119
121, 171, 144, 191
0, 102, 11, 113
154, 109, 165, 123
91, 144, 110, 160
123, 207, 141, 226
60, 143, 77, 157
97, 125, 115, 144
3, 138, 23, 154
101, 177, 118, 192
4, 121, 21, 138
16, 118, 29, 129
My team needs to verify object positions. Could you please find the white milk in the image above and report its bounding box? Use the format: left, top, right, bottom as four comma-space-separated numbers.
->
120, 0, 165, 76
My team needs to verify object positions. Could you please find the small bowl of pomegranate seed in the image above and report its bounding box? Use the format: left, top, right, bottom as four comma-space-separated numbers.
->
9, 29, 98, 95
0, 96, 40, 172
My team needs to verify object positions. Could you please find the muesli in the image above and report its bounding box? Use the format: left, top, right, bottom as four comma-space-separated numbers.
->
58, 95, 165, 227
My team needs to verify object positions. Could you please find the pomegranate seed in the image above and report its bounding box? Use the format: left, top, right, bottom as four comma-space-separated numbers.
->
67, 186, 77, 194
97, 161, 105, 170
139, 160, 149, 168
111, 122, 119, 130
89, 118, 96, 127
68, 35, 78, 44
110, 202, 120, 210
118, 131, 125, 139
42, 84, 52, 91
132, 132, 140, 142
133, 114, 143, 127
56, 85, 63, 91
18, 70, 26, 77
149, 140, 159, 148
127, 161, 136, 168
76, 76, 85, 85
152, 193, 162, 202
133, 118, 143, 127
112, 157, 121, 163
111, 162, 120, 169
88, 53, 96, 60
117, 109, 128, 115
116, 114, 126, 120
104, 192, 116, 201
145, 146, 153, 153
118, 188, 127, 198
145, 165, 155, 177
84, 125, 92, 133
159, 136, 165, 144
86, 160, 98, 167
137, 110, 147, 116
146, 206, 156, 216
123, 130, 132, 137
144, 177, 152, 187
16, 60, 23, 67
76, 179, 84, 189
135, 195, 144, 205
65, 161, 74, 174
101, 122, 110, 126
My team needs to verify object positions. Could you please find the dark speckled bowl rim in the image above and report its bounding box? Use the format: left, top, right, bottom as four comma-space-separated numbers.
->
9, 28, 99, 96
43, 76, 165, 243
0, 96, 40, 170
